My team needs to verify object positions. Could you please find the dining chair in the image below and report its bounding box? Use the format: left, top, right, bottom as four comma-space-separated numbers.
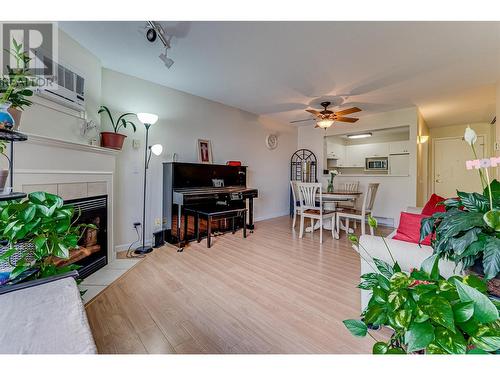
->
335, 183, 379, 238
336, 181, 360, 208
290, 180, 301, 229
296, 182, 336, 244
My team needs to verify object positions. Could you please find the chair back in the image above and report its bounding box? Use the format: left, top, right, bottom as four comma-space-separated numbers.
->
362, 183, 379, 213
338, 181, 359, 192
297, 182, 322, 211
290, 181, 299, 209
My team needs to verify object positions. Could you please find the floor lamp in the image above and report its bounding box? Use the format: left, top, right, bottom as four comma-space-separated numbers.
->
135, 112, 163, 254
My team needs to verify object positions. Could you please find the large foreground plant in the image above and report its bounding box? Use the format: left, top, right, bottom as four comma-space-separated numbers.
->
0, 192, 91, 280
343, 218, 500, 354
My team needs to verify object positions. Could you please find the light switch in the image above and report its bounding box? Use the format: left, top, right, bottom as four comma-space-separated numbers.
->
132, 139, 141, 149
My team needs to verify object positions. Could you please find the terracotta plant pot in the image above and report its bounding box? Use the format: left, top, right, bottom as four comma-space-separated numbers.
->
100, 132, 127, 150
7, 107, 22, 130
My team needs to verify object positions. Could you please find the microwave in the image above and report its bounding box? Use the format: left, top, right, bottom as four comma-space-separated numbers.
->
366, 157, 388, 171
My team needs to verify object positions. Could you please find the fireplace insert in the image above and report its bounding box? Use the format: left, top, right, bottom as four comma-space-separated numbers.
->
57, 195, 108, 279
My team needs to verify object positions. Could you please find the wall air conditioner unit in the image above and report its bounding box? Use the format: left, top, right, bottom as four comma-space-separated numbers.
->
34, 51, 86, 112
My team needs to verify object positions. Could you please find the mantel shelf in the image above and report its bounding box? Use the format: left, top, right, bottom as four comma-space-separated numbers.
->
22, 133, 120, 156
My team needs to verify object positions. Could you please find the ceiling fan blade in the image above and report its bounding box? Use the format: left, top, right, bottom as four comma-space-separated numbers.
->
334, 107, 361, 116
335, 117, 359, 123
306, 109, 321, 116
290, 118, 314, 124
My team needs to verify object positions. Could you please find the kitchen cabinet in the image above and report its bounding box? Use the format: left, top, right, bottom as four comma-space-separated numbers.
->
363, 142, 390, 158
326, 142, 345, 160
344, 144, 369, 167
389, 141, 410, 154
389, 154, 410, 175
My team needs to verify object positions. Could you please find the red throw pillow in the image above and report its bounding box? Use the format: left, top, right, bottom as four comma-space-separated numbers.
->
421, 194, 446, 216
393, 212, 432, 246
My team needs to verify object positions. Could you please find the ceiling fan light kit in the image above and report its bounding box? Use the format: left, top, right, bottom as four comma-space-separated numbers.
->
292, 101, 362, 128
316, 119, 334, 129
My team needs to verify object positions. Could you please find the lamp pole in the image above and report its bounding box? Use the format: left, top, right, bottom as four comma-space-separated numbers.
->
135, 123, 153, 254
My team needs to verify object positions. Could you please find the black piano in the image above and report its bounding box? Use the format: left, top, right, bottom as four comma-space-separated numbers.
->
162, 162, 258, 245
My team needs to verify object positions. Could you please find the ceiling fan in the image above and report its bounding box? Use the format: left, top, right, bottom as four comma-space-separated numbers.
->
291, 101, 361, 128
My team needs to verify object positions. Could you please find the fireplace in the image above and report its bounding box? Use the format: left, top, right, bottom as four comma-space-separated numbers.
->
55, 195, 108, 279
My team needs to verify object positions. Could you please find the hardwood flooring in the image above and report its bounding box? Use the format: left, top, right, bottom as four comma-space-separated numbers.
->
85, 216, 392, 354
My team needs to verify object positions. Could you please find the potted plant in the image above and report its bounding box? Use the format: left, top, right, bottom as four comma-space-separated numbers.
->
0, 191, 92, 285
0, 38, 35, 130
98, 105, 137, 150
420, 126, 499, 295
343, 218, 500, 354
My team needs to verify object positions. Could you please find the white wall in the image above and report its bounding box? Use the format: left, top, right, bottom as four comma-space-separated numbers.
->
101, 69, 297, 249
298, 107, 418, 226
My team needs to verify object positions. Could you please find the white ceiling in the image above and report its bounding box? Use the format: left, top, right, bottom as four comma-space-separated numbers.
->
60, 21, 500, 127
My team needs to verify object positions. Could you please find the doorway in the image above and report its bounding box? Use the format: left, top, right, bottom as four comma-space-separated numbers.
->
432, 135, 485, 197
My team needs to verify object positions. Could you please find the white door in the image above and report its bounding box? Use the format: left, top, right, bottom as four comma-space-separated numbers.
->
433, 136, 485, 197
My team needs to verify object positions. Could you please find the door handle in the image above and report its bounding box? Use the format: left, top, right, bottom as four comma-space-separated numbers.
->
435, 179, 442, 183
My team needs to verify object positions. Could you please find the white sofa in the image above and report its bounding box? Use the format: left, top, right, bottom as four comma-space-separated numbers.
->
357, 207, 460, 311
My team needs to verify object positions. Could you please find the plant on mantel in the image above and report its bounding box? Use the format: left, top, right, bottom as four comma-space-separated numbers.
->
98, 105, 137, 150
420, 126, 499, 284
343, 217, 500, 354
0, 38, 35, 129
0, 192, 93, 284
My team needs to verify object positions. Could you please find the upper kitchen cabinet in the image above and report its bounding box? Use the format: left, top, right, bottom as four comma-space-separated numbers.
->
326, 141, 346, 161
388, 140, 410, 154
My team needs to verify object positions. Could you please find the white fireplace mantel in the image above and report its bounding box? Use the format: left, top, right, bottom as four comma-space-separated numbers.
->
12, 132, 118, 261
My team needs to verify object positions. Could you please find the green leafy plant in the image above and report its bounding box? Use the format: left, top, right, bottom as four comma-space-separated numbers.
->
420, 180, 500, 280
98, 105, 137, 134
0, 38, 34, 109
344, 218, 500, 354
0, 191, 92, 280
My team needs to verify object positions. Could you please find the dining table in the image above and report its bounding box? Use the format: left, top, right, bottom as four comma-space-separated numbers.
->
305, 190, 363, 234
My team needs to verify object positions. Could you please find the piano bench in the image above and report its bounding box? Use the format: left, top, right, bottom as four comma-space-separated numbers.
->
184, 206, 248, 248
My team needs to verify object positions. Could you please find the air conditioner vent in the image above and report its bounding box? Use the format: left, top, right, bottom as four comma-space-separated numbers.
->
35, 50, 85, 112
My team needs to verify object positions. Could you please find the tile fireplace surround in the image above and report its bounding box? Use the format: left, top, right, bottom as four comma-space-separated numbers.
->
12, 133, 117, 264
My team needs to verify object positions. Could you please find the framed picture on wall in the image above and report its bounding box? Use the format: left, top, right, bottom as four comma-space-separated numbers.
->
197, 139, 213, 164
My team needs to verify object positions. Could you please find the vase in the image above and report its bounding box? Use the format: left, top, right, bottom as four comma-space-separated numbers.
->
327, 181, 334, 193
0, 102, 15, 130
7, 107, 22, 130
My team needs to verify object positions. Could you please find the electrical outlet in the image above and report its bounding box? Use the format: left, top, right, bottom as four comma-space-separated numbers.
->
132, 139, 141, 149
495, 142, 500, 152
154, 218, 161, 226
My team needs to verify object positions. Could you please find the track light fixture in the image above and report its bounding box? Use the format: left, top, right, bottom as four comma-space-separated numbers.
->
145, 21, 175, 69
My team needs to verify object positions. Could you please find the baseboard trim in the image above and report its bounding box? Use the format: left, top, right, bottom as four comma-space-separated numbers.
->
115, 240, 152, 253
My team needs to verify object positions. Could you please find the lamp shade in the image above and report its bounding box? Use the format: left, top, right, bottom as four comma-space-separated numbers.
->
151, 144, 163, 156
316, 119, 334, 129
137, 112, 158, 125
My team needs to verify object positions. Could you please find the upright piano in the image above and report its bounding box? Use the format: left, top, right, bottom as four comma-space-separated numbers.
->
162, 162, 258, 244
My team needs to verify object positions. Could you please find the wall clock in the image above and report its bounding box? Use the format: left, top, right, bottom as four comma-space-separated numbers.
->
265, 134, 278, 150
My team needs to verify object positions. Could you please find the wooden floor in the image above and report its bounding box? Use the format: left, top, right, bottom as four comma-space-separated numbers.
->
86, 216, 391, 354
